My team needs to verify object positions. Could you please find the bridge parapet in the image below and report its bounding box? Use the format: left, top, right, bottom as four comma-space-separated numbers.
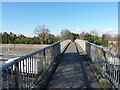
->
0, 40, 71, 89
75, 39, 120, 88
60, 40, 71, 52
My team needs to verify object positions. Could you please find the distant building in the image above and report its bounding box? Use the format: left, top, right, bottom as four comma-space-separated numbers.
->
108, 37, 118, 45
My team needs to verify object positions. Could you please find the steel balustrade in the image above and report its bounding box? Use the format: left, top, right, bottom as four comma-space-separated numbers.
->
75, 39, 120, 88
1, 39, 119, 88
0, 40, 71, 89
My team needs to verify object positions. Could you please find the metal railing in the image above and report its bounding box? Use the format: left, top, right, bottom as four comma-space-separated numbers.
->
0, 40, 71, 89
75, 39, 120, 88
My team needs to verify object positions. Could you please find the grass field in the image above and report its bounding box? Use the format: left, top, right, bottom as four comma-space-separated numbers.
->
1, 44, 48, 54
0, 44, 48, 61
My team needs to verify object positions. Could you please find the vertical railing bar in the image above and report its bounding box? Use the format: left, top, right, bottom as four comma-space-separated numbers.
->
6, 68, 9, 88
118, 68, 119, 85
49, 47, 51, 66
30, 57, 32, 87
115, 69, 117, 85
4, 69, 7, 88
116, 70, 118, 84
4, 69, 6, 88
18, 62, 21, 88
45, 49, 47, 70
10, 65, 13, 88
31, 56, 33, 87
53, 45, 55, 60
21, 61, 23, 88
31, 55, 33, 87
50, 47, 52, 64
25, 58, 28, 88
22, 59, 24, 88
8, 66, 11, 88
32, 56, 34, 84
51, 46, 53, 62
27, 57, 29, 88
45, 48, 48, 69
7, 67, 9, 88
42, 50, 45, 71
47, 47, 50, 68
48, 48, 50, 68
28, 57, 30, 88
116, 69, 118, 86
19, 61, 22, 88
13, 65, 15, 88
113, 58, 115, 85
14, 62, 19, 88
27, 58, 29, 89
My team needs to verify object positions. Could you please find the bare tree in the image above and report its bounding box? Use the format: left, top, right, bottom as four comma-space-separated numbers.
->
60, 29, 71, 40
79, 32, 86, 39
90, 29, 98, 42
90, 29, 98, 36
34, 25, 50, 44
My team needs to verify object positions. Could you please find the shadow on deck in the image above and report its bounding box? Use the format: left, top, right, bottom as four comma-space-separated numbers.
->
46, 42, 102, 88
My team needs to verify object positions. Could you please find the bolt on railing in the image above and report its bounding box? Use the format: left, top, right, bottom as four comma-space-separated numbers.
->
0, 40, 71, 89
75, 39, 120, 88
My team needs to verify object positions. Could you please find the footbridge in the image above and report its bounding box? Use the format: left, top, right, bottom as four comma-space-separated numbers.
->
0, 39, 120, 89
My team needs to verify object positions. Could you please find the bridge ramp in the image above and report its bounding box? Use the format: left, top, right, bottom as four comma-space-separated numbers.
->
47, 42, 101, 88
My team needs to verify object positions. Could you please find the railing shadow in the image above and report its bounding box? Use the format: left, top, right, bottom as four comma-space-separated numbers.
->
48, 53, 93, 88
79, 55, 91, 88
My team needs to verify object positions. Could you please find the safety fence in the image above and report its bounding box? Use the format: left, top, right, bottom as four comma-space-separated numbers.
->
75, 39, 120, 88
0, 40, 71, 89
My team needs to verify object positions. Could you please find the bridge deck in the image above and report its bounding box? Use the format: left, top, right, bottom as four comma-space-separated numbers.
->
47, 42, 101, 88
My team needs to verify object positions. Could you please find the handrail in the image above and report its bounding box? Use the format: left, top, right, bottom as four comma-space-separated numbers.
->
75, 39, 120, 88
0, 40, 63, 70
0, 39, 71, 89
87, 41, 120, 56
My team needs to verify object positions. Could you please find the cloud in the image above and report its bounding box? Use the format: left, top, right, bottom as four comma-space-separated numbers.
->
69, 27, 118, 36
97, 27, 113, 33
112, 31, 118, 35
97, 27, 118, 36
70, 28, 81, 33
74, 28, 81, 32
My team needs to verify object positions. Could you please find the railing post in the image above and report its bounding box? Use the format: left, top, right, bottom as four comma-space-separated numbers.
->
102, 62, 106, 78
14, 63, 20, 88
0, 70, 3, 89
102, 51, 107, 77
42, 49, 46, 71
118, 57, 120, 89
52, 45, 55, 61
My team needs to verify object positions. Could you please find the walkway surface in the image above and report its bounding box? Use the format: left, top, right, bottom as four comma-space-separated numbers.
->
47, 42, 101, 88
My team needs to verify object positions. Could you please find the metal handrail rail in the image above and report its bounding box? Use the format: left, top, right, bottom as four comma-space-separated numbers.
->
0, 40, 63, 70
75, 39, 120, 88
86, 41, 120, 56
85, 40, 120, 88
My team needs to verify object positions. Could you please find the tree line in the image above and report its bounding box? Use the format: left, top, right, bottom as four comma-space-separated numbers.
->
0, 25, 114, 47
0, 25, 79, 44
79, 31, 112, 47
